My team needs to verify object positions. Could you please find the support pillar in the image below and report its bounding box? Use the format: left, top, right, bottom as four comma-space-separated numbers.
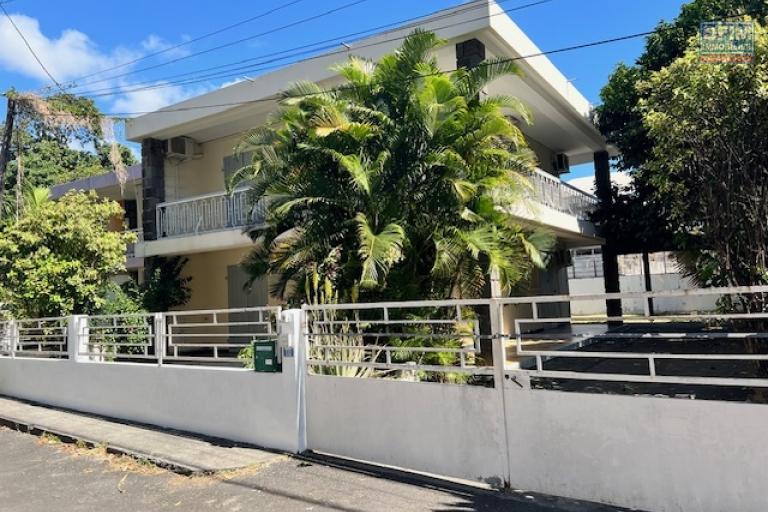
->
594, 150, 623, 324
141, 138, 165, 241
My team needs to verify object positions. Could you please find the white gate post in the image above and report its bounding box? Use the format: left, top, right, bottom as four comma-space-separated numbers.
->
489, 299, 515, 489
154, 313, 166, 366
67, 315, 89, 362
8, 319, 18, 358
280, 308, 307, 453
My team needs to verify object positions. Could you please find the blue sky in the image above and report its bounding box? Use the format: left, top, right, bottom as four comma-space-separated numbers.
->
0, 0, 687, 179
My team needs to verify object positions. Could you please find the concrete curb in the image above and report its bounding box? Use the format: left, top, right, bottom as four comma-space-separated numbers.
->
0, 415, 203, 475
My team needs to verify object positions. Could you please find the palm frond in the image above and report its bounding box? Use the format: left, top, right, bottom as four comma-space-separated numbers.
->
355, 213, 406, 288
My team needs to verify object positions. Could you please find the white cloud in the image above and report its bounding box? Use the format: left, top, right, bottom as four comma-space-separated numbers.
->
140, 34, 191, 59
0, 13, 209, 116
110, 83, 207, 115
0, 14, 136, 83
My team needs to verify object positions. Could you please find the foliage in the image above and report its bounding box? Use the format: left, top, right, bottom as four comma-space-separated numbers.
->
593, 1, 768, 257
638, 21, 768, 291
0, 91, 137, 219
231, 30, 552, 302
0, 191, 134, 318
596, 0, 768, 172
131, 256, 192, 312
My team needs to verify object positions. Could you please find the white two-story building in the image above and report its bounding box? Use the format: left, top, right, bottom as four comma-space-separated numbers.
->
54, 0, 610, 312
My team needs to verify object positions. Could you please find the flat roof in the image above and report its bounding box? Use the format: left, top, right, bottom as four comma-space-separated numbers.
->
126, 0, 608, 162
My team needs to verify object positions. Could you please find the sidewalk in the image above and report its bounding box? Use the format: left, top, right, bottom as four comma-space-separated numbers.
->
0, 396, 278, 474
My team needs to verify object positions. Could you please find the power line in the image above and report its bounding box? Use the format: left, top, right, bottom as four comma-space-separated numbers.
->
72, 0, 555, 99
86, 28, 679, 118
68, 0, 505, 95
61, 0, 312, 87
60, 0, 374, 92
0, 3, 63, 90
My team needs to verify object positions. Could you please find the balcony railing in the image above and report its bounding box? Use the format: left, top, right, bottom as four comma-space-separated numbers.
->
156, 189, 266, 238
529, 169, 597, 220
154, 172, 596, 240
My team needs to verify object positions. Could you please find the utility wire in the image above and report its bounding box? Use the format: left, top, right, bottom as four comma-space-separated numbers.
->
0, 3, 63, 91
32, 9, 758, 117
82, 28, 685, 117
72, 0, 553, 98
59, 0, 374, 92
61, 0, 312, 87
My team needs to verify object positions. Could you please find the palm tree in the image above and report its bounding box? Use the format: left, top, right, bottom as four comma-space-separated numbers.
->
232, 30, 552, 302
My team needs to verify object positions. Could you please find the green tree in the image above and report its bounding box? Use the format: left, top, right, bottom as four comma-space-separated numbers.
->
0, 191, 134, 317
232, 30, 552, 302
130, 256, 192, 312
638, 22, 768, 291
0, 91, 137, 218
593, 1, 768, 256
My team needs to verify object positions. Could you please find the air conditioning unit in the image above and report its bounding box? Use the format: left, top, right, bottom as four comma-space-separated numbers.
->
164, 136, 200, 160
553, 153, 570, 174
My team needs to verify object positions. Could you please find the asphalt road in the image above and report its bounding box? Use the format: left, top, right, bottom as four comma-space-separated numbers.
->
0, 427, 623, 512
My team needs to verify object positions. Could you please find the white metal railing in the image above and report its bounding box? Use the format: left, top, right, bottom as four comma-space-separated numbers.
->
163, 306, 282, 364
530, 169, 598, 220
501, 285, 768, 388
303, 301, 494, 377
11, 317, 68, 358
156, 188, 267, 238
79, 313, 157, 362
3, 286, 768, 389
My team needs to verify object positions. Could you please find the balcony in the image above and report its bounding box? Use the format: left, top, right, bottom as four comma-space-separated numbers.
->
151, 172, 598, 248
529, 169, 597, 221
156, 188, 266, 239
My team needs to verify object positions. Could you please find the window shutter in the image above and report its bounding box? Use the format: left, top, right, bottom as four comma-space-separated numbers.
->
222, 151, 253, 185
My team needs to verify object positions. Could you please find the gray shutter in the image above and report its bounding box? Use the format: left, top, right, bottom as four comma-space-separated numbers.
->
222, 151, 254, 185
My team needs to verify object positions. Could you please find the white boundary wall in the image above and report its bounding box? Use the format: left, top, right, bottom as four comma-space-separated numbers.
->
306, 371, 768, 512
306, 374, 508, 486
569, 274, 719, 315
0, 357, 303, 452
503, 374, 768, 512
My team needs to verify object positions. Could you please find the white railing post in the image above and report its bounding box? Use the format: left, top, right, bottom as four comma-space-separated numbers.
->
154, 313, 166, 366
8, 319, 18, 358
280, 308, 308, 453
67, 315, 88, 362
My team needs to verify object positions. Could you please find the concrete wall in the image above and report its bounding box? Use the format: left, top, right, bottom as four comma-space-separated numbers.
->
306, 371, 768, 512
0, 357, 302, 452
179, 247, 277, 311
306, 374, 508, 486
504, 376, 768, 512
164, 134, 241, 202
569, 274, 719, 315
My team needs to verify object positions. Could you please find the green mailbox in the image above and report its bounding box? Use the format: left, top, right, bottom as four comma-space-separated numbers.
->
253, 339, 282, 373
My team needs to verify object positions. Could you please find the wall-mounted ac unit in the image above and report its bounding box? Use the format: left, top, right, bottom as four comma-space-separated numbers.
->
165, 136, 200, 160
553, 153, 570, 174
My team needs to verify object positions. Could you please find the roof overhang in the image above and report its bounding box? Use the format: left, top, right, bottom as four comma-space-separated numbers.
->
50, 165, 141, 200
125, 0, 610, 162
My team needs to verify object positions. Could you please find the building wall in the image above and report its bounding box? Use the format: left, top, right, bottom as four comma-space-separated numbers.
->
178, 247, 278, 312
164, 133, 243, 202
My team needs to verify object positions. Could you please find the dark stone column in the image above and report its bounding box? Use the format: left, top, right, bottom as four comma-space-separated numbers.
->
141, 138, 165, 241
456, 39, 485, 69
594, 150, 623, 324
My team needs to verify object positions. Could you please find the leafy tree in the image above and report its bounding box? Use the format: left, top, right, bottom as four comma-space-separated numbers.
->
0, 91, 137, 217
593, 1, 768, 256
232, 30, 552, 302
0, 191, 134, 317
638, 22, 768, 291
128, 256, 192, 312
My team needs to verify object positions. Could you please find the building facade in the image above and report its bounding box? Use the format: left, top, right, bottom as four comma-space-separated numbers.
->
54, 0, 611, 311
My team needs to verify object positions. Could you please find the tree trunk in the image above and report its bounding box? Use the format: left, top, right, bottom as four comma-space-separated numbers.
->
0, 97, 16, 212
